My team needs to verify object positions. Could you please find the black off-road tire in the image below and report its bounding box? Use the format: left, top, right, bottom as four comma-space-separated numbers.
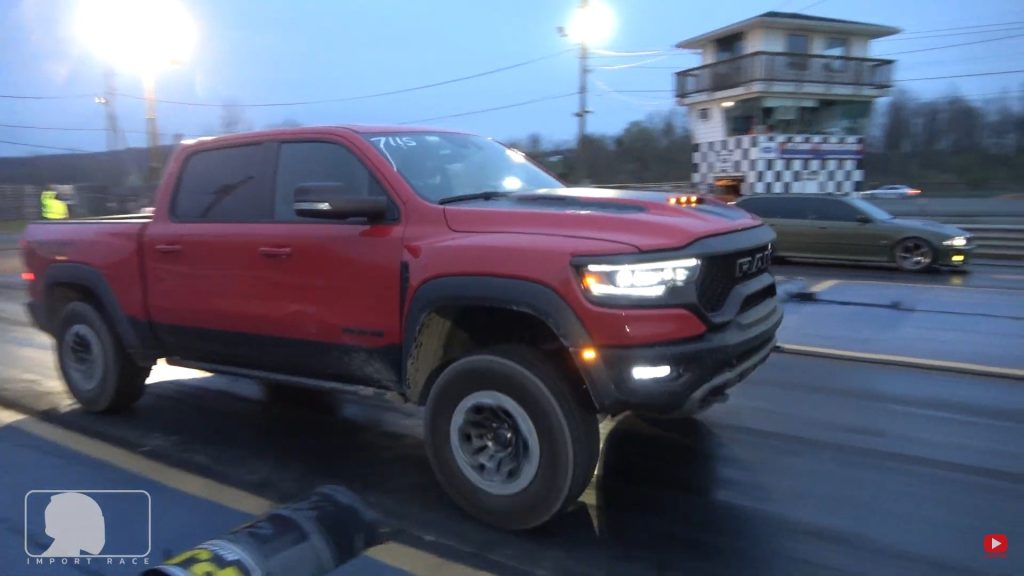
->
56, 302, 150, 413
424, 345, 599, 530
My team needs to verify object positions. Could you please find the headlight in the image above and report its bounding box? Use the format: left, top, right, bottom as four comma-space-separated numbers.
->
942, 236, 968, 247
580, 258, 701, 298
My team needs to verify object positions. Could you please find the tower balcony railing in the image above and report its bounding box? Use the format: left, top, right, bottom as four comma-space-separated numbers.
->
676, 51, 894, 97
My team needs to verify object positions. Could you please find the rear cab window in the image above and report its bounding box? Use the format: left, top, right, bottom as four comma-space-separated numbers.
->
172, 144, 273, 221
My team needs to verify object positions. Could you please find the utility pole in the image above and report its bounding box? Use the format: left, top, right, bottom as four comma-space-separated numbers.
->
97, 68, 126, 151
143, 74, 161, 185
575, 0, 590, 184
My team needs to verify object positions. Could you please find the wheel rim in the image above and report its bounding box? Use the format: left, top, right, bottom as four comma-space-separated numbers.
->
61, 324, 103, 392
450, 390, 540, 495
896, 240, 932, 270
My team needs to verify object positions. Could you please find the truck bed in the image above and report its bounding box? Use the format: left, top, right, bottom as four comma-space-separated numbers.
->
22, 216, 151, 326
31, 213, 154, 223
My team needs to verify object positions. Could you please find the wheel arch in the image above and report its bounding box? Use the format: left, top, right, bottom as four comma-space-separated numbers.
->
402, 276, 596, 407
40, 263, 157, 363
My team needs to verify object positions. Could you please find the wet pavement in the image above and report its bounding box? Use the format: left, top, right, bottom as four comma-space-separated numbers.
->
0, 263, 1021, 575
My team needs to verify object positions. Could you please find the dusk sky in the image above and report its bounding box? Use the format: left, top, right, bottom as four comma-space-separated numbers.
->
2, 0, 1024, 156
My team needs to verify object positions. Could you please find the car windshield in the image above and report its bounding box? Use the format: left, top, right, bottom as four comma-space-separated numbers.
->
848, 197, 893, 220
363, 132, 563, 203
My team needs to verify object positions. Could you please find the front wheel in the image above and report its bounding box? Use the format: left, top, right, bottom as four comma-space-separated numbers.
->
893, 237, 934, 272
424, 345, 599, 530
56, 302, 150, 413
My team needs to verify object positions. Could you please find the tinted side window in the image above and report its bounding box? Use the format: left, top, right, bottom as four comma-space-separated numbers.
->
807, 198, 861, 222
274, 142, 388, 221
173, 145, 271, 221
739, 197, 779, 218
760, 198, 811, 219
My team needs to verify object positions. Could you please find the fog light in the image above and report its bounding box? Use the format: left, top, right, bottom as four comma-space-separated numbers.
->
951, 254, 965, 263
632, 365, 671, 380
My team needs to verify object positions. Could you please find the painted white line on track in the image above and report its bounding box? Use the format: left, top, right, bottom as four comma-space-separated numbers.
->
808, 279, 840, 292
777, 344, 1024, 380
813, 279, 1023, 293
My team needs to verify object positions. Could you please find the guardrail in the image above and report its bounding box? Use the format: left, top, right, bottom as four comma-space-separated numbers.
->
954, 224, 1024, 261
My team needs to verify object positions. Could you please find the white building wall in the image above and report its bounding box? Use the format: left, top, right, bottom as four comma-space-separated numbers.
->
689, 101, 727, 144
745, 28, 765, 52
720, 28, 872, 57
848, 36, 870, 57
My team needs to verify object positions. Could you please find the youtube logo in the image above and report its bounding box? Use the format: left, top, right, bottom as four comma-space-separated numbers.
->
985, 534, 1007, 557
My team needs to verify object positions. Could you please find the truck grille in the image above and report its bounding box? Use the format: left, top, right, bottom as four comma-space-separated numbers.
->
697, 244, 772, 313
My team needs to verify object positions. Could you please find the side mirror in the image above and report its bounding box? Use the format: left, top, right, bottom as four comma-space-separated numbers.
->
855, 214, 872, 224
293, 183, 388, 221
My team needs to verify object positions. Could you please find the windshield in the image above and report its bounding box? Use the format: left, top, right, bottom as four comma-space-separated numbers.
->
848, 197, 893, 220
363, 132, 563, 203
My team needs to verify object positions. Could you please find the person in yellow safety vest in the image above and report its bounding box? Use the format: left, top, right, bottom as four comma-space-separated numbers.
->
40, 188, 69, 220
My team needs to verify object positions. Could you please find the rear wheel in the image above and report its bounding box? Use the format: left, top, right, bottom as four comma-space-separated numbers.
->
56, 302, 150, 413
894, 237, 934, 272
424, 345, 599, 530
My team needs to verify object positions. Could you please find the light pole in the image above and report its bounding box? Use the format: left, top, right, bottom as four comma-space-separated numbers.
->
76, 0, 196, 183
563, 0, 614, 183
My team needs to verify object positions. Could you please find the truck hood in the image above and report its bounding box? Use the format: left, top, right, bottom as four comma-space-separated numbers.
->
442, 188, 762, 251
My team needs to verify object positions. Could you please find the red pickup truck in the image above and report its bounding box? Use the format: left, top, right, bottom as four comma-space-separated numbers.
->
22, 126, 780, 529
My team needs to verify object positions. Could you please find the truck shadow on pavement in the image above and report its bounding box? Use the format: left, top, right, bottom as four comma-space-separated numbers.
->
27, 375, 776, 575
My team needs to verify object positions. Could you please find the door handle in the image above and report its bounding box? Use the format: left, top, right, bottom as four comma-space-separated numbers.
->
258, 246, 292, 258
155, 244, 182, 253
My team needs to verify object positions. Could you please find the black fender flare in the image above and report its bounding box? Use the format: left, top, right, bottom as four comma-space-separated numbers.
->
40, 263, 156, 362
402, 276, 599, 404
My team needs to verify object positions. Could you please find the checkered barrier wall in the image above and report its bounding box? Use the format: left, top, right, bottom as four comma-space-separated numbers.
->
691, 135, 865, 195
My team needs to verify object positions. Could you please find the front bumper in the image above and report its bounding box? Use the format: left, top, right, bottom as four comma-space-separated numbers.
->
579, 295, 782, 416
936, 244, 974, 267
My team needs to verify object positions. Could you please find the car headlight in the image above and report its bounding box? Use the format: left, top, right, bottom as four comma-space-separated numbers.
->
942, 236, 968, 247
580, 258, 701, 298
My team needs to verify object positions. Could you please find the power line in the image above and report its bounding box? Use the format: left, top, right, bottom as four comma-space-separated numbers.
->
894, 21, 1024, 36
877, 33, 1024, 57
0, 123, 178, 138
895, 69, 1024, 81
590, 48, 667, 57
594, 55, 670, 70
593, 79, 674, 110
399, 92, 576, 125
0, 93, 94, 100
0, 123, 108, 132
875, 26, 1024, 42
115, 49, 573, 108
0, 139, 93, 153
794, 0, 828, 12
